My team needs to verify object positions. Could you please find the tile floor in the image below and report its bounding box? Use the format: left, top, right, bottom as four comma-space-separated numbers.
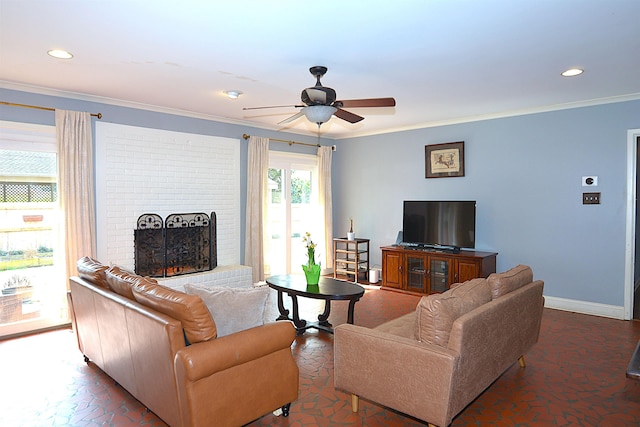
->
1, 286, 640, 426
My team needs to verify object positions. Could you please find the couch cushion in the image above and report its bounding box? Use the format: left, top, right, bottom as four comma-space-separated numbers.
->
414, 278, 490, 347
487, 264, 533, 300
77, 256, 109, 288
449, 277, 491, 305
375, 312, 416, 339
415, 294, 471, 346
253, 281, 280, 324
133, 278, 217, 344
184, 284, 269, 337
105, 265, 141, 299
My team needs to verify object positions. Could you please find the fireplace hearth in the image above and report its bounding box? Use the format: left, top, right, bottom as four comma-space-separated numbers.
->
134, 212, 217, 278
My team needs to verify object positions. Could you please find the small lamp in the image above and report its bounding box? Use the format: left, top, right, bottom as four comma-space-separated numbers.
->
303, 105, 337, 126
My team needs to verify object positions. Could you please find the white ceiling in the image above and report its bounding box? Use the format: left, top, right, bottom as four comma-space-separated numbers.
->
1, 0, 639, 139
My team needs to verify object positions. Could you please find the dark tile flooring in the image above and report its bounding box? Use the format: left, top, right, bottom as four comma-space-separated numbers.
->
2, 286, 640, 426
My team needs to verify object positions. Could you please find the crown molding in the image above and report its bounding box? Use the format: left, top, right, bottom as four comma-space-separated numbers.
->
337, 93, 640, 140
3, 80, 639, 141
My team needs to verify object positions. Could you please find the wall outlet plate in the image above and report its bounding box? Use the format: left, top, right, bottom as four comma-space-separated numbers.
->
582, 176, 598, 186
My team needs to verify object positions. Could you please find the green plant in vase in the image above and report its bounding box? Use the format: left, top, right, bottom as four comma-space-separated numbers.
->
302, 232, 321, 285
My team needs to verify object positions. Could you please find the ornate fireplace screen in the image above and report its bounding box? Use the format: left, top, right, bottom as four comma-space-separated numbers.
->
134, 212, 217, 277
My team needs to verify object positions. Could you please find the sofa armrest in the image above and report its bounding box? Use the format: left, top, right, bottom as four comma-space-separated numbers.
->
334, 323, 459, 427
175, 320, 296, 382
174, 320, 299, 427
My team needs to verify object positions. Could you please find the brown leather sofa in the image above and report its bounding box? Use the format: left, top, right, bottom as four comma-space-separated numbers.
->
68, 257, 299, 427
334, 265, 544, 427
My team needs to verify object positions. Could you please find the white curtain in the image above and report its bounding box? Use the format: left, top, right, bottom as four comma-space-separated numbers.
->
55, 109, 97, 285
318, 145, 334, 270
244, 136, 269, 283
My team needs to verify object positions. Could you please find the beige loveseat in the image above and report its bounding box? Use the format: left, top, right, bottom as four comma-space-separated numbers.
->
334, 265, 544, 427
68, 257, 299, 427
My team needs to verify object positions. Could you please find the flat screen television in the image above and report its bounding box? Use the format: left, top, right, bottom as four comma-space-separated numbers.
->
402, 200, 476, 251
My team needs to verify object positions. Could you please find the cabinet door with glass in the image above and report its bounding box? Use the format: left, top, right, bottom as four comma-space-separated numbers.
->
405, 253, 428, 293
428, 257, 455, 294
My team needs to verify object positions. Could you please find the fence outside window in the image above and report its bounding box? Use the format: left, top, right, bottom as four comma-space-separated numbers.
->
0, 182, 57, 203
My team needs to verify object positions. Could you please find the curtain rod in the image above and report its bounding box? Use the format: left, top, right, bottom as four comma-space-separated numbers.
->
0, 101, 103, 119
242, 133, 335, 151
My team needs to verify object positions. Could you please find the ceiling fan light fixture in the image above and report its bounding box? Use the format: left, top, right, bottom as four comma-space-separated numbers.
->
561, 68, 584, 77
303, 105, 337, 125
224, 90, 242, 99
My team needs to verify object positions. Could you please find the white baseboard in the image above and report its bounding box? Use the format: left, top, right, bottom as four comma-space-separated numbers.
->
544, 295, 625, 320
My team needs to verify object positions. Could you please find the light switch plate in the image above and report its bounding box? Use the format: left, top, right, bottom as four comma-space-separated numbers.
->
583, 192, 601, 204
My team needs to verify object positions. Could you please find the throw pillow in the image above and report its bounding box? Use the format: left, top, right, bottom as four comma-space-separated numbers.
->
414, 278, 490, 347
105, 265, 141, 299
132, 278, 217, 344
253, 281, 280, 324
414, 293, 473, 347
77, 256, 109, 288
448, 277, 491, 305
487, 265, 533, 300
184, 284, 269, 337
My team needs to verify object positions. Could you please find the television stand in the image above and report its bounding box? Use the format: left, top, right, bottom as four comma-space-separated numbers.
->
381, 245, 497, 294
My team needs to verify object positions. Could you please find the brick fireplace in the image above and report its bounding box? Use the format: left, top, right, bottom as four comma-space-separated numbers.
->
95, 123, 241, 271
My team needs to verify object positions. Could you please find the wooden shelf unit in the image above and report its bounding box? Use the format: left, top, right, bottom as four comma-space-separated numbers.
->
333, 238, 370, 283
381, 245, 497, 294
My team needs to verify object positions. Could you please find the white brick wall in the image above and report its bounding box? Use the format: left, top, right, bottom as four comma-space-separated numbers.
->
157, 264, 252, 292
95, 123, 240, 271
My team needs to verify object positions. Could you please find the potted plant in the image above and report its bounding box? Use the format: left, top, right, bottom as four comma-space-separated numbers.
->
2, 275, 33, 301
301, 232, 321, 286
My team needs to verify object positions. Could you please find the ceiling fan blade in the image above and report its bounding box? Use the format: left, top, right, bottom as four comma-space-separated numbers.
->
243, 104, 303, 110
334, 108, 364, 123
336, 97, 396, 108
277, 111, 305, 125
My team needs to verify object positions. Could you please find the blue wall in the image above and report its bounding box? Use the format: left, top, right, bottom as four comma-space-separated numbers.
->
333, 100, 640, 309
3, 87, 639, 311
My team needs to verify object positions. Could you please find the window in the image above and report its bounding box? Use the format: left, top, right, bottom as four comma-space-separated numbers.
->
0, 121, 67, 338
265, 151, 323, 276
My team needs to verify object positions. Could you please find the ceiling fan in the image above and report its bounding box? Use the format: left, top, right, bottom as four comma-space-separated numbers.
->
243, 66, 396, 127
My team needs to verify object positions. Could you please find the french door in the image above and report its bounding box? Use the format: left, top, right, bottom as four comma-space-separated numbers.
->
0, 121, 67, 338
265, 152, 323, 276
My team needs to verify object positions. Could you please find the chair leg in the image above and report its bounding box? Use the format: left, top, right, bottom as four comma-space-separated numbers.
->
281, 403, 291, 417
518, 356, 526, 368
351, 394, 359, 412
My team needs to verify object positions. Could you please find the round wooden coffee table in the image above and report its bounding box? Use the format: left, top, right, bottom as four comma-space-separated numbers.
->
266, 274, 365, 335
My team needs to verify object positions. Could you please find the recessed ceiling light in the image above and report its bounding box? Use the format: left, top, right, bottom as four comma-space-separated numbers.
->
47, 49, 74, 59
561, 68, 584, 77
224, 90, 242, 99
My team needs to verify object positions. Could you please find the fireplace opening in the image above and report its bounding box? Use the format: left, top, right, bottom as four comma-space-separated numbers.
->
134, 212, 217, 278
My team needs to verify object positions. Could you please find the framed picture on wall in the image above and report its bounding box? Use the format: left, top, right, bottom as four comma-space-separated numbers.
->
425, 141, 465, 178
